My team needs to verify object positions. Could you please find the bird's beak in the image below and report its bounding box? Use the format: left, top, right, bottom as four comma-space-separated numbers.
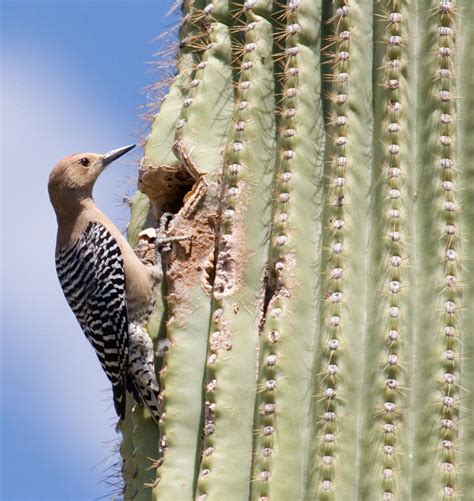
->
102, 144, 136, 167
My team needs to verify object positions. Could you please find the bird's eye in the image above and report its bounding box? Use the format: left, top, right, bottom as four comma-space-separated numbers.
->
80, 157, 90, 167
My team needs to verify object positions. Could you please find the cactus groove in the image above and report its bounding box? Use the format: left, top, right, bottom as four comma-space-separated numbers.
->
120, 0, 473, 499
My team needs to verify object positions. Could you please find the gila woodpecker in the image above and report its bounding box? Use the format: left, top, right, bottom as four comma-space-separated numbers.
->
48, 145, 161, 424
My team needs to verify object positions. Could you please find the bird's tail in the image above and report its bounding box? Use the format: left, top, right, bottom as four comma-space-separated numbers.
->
127, 373, 161, 427
113, 374, 127, 420
127, 322, 161, 427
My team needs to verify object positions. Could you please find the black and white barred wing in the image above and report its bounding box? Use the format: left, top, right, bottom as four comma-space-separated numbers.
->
55, 221, 129, 419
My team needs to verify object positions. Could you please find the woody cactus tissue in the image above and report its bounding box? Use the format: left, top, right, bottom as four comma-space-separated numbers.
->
120, 0, 474, 499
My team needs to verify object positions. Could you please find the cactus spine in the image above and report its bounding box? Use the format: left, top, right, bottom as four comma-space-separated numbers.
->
118, 0, 473, 499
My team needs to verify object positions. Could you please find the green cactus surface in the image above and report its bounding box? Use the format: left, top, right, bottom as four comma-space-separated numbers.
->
120, 0, 474, 499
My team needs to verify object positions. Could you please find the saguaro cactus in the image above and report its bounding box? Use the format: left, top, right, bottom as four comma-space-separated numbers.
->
120, 0, 473, 499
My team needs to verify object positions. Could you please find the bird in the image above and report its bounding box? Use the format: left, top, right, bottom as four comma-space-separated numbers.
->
48, 144, 161, 424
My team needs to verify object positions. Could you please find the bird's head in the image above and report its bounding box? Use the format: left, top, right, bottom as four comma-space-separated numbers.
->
48, 144, 135, 213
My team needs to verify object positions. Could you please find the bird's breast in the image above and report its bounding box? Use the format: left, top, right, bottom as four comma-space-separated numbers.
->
120, 241, 155, 322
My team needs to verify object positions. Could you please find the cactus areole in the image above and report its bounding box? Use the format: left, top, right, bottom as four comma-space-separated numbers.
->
119, 1, 473, 499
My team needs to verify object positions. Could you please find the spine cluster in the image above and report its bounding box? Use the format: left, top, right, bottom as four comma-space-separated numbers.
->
377, 1, 407, 497
251, 1, 305, 497
121, 419, 139, 499
318, 1, 352, 496
196, 1, 275, 497
435, 1, 460, 497
175, 4, 217, 138
152, 1, 215, 490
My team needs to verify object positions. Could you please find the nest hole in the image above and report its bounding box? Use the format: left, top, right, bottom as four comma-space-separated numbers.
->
138, 162, 196, 216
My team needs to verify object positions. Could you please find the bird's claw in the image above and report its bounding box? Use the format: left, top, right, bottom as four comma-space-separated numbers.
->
155, 213, 192, 255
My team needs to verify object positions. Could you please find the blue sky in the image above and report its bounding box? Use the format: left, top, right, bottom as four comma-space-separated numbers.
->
1, 1, 177, 498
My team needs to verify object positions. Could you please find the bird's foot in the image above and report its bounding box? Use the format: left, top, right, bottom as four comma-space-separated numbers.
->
155, 212, 191, 255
